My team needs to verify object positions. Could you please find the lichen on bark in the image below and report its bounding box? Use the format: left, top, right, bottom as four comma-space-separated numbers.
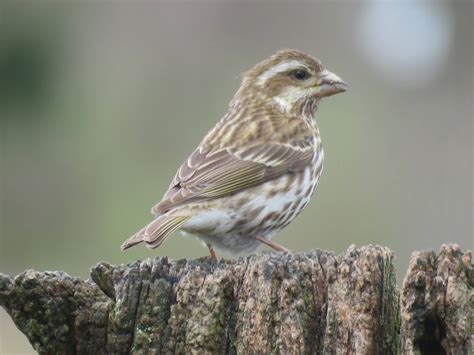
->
1, 244, 472, 354
400, 244, 473, 354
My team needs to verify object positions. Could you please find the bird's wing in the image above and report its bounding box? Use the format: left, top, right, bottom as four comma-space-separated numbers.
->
152, 131, 317, 215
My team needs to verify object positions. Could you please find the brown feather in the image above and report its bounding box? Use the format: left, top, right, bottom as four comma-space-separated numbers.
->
121, 215, 190, 250
143, 215, 190, 249
121, 226, 146, 250
152, 140, 316, 214
150, 98, 319, 215
121, 49, 344, 253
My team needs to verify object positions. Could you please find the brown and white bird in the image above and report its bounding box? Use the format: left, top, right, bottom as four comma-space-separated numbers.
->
121, 49, 347, 259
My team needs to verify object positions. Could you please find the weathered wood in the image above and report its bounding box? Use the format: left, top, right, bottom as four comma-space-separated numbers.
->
0, 244, 471, 354
400, 244, 473, 355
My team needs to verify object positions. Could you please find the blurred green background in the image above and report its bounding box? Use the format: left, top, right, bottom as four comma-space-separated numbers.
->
1, 1, 472, 352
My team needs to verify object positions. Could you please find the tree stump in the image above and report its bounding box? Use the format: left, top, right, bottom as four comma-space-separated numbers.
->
400, 244, 473, 354
0, 244, 472, 354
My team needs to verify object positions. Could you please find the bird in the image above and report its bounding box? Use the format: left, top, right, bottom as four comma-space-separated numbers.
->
121, 49, 348, 260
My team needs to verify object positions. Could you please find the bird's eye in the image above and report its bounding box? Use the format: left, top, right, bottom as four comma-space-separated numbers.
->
291, 69, 309, 81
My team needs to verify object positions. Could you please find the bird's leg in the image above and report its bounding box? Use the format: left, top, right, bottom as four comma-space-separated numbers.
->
207, 243, 218, 261
255, 236, 291, 254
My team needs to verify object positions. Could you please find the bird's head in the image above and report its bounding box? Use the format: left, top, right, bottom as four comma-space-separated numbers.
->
240, 49, 348, 115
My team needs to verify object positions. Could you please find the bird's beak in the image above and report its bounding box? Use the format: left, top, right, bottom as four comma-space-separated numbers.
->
316, 70, 349, 97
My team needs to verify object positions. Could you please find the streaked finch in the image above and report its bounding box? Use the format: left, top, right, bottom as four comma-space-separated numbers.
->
121, 49, 348, 259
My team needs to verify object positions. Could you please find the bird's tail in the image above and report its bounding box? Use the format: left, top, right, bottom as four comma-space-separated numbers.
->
121, 214, 190, 251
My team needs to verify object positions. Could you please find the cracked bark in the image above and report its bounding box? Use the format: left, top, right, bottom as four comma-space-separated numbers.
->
400, 244, 473, 355
0, 244, 472, 354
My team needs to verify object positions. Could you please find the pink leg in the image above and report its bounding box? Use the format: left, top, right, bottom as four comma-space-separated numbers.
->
255, 236, 291, 253
207, 243, 218, 261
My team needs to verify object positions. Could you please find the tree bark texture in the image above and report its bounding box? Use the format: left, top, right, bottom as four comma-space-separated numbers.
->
0, 244, 472, 354
400, 244, 473, 355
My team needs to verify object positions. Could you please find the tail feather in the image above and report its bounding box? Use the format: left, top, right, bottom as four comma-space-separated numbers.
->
121, 215, 190, 251
120, 225, 147, 250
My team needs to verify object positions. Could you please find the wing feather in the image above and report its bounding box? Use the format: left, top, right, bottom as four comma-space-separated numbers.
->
152, 140, 315, 214
152, 107, 318, 214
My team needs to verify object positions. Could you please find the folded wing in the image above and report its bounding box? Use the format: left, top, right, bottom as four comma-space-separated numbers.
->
152, 139, 316, 215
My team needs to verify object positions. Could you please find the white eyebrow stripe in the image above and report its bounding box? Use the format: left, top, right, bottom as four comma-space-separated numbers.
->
257, 60, 307, 85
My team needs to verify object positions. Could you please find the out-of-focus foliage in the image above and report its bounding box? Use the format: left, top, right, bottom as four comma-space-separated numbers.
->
1, 1, 472, 352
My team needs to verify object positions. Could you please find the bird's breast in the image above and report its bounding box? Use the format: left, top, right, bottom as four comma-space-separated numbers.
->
183, 146, 323, 234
